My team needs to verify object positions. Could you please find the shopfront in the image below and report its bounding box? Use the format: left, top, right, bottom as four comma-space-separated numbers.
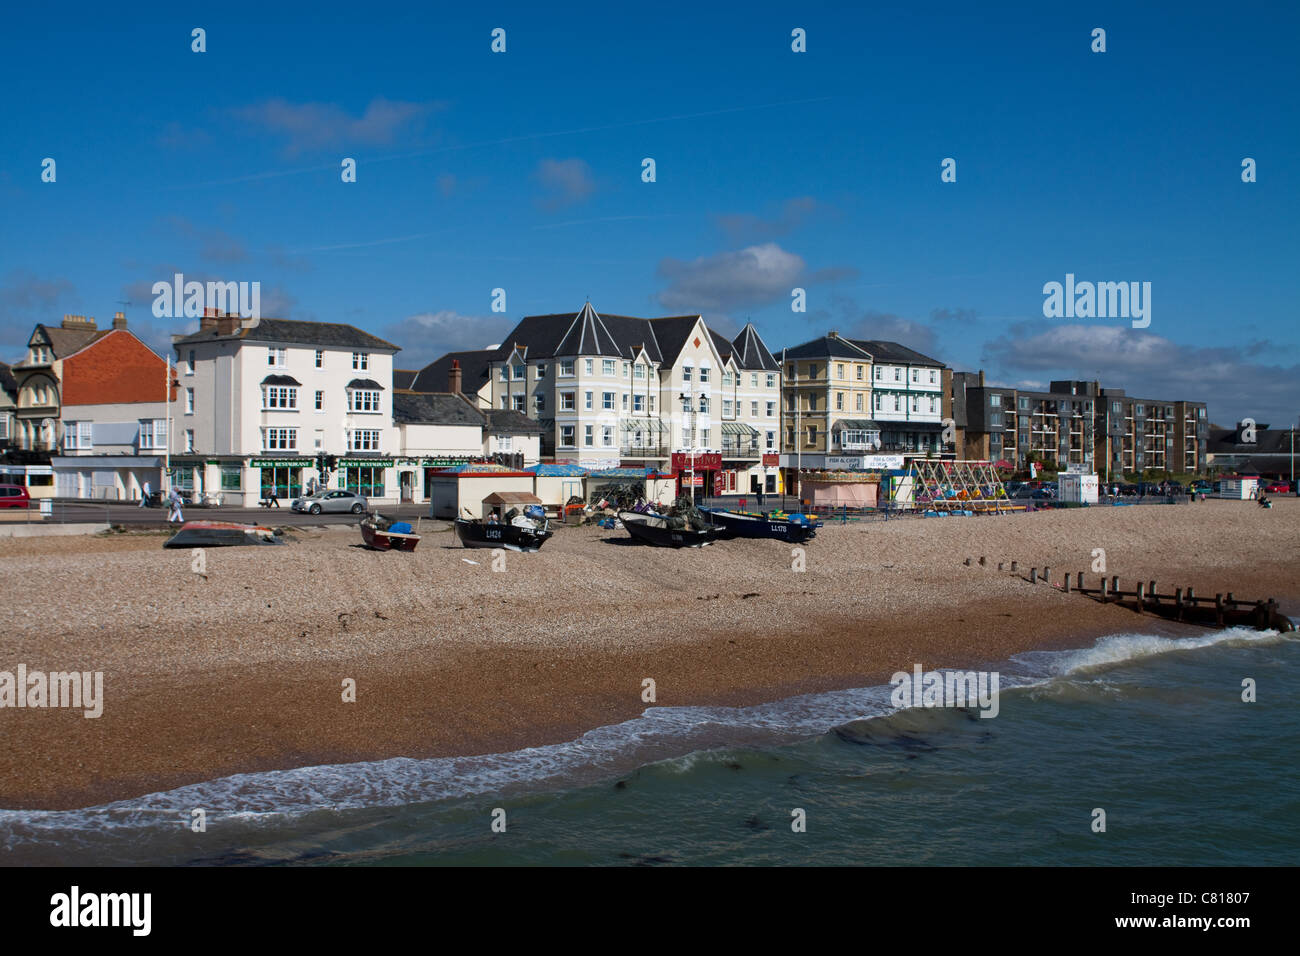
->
251, 456, 310, 501
339, 457, 392, 500
671, 451, 721, 498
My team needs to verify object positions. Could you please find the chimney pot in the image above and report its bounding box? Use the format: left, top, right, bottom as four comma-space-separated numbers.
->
449, 359, 463, 394
112, 311, 127, 330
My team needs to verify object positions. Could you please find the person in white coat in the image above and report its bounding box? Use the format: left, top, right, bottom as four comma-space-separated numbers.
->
167, 487, 184, 523
139, 479, 152, 508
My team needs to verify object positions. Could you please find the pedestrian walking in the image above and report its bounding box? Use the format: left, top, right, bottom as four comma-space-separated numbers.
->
167, 487, 184, 524
139, 479, 151, 508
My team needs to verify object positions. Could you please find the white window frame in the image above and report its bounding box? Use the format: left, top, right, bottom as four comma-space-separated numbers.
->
262, 427, 297, 451
185, 388, 195, 414
347, 389, 381, 413
268, 348, 287, 368
352, 352, 370, 371
263, 386, 299, 410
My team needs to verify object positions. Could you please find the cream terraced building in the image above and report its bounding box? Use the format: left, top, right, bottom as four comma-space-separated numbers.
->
483, 303, 784, 496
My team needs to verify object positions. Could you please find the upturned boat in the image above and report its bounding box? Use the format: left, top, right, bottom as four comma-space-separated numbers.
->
700, 508, 819, 542
163, 520, 283, 548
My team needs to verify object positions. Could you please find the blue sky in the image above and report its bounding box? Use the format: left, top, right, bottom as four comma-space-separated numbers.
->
2, 1, 1296, 425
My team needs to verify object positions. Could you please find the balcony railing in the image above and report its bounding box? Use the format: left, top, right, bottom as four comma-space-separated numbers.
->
619, 444, 670, 458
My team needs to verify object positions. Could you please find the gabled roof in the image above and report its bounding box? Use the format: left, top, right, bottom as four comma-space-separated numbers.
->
647, 316, 707, 366
781, 334, 873, 361
731, 323, 780, 371
28, 323, 108, 360
173, 318, 399, 352
393, 369, 418, 390
393, 392, 485, 427
411, 349, 495, 395
848, 339, 945, 368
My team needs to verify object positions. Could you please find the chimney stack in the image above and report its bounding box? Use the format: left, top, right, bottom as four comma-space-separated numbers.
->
61, 314, 97, 330
448, 358, 462, 394
200, 306, 218, 332
215, 311, 240, 335
978, 369, 985, 387
112, 311, 127, 330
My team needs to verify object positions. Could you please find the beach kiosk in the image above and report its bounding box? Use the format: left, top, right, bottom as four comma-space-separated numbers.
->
1057, 469, 1100, 504
1217, 475, 1259, 499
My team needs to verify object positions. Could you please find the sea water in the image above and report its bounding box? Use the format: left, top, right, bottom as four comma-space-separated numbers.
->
2, 626, 1296, 866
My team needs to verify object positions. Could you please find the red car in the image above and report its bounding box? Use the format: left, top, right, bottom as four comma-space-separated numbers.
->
1262, 481, 1291, 494
0, 484, 31, 508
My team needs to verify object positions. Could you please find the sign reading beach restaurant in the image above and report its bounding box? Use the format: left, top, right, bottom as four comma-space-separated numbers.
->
671, 452, 722, 472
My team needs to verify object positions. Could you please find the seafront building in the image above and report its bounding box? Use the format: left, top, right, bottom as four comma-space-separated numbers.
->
951, 372, 1209, 479
170, 311, 402, 505
7, 313, 172, 499
476, 303, 784, 497
777, 332, 949, 488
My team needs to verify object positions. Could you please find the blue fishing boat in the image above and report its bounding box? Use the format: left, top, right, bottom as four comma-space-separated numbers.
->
700, 508, 819, 542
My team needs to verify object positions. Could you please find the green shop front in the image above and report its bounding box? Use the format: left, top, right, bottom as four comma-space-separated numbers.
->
251, 456, 312, 502
338, 457, 393, 500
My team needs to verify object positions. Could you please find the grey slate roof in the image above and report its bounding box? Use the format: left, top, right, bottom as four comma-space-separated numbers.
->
393, 392, 549, 436
492, 304, 702, 365
484, 409, 546, 435
174, 317, 399, 352
261, 374, 302, 386
781, 334, 874, 361
848, 339, 945, 368
393, 392, 485, 427
29, 323, 107, 359
393, 369, 418, 390
553, 302, 622, 357
731, 323, 780, 371
411, 349, 495, 395
347, 378, 384, 390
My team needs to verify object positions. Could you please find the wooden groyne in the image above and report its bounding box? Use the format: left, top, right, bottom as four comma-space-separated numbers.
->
962, 555, 1294, 631
1032, 567, 1292, 631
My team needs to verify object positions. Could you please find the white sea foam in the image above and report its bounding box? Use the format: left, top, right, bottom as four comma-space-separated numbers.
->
1, 627, 1290, 841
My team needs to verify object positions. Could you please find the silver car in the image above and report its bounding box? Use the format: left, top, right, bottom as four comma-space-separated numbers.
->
291, 489, 368, 515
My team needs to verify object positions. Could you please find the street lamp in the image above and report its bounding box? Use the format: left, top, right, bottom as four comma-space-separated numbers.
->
679, 392, 694, 504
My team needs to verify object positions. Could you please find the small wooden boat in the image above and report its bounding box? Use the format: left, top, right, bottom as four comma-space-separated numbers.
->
618, 510, 721, 548
163, 520, 282, 548
360, 513, 421, 552
454, 513, 552, 552
700, 508, 818, 543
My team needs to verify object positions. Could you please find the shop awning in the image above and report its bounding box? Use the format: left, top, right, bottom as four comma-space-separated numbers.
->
721, 422, 759, 437
834, 419, 879, 431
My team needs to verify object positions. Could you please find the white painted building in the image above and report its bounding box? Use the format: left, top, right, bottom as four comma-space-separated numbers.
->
171, 312, 400, 506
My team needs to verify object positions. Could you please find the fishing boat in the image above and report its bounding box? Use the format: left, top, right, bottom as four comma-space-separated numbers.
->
618, 510, 721, 548
163, 520, 283, 548
454, 505, 552, 552
700, 507, 819, 542
360, 513, 421, 552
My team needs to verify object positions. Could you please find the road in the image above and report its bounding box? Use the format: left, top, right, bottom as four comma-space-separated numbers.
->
8, 500, 438, 526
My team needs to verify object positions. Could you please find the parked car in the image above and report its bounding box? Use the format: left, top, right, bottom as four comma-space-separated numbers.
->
1190, 480, 1213, 493
1117, 483, 1140, 496
1003, 481, 1027, 497
1262, 481, 1291, 494
290, 489, 368, 515
0, 484, 31, 508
